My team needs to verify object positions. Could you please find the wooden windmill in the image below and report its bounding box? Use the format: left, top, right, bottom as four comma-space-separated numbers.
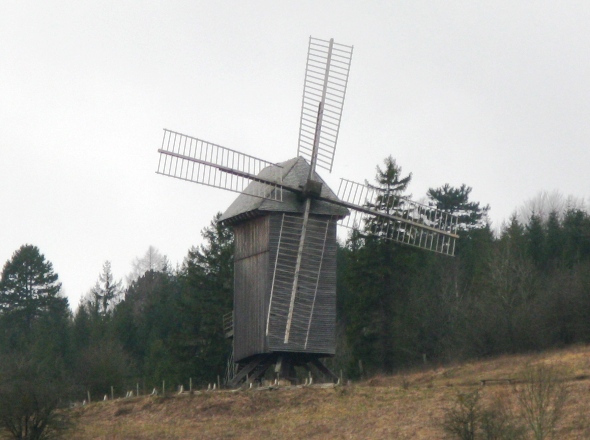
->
156, 37, 459, 386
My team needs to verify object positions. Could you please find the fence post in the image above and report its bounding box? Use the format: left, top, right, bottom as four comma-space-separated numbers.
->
111, 386, 114, 401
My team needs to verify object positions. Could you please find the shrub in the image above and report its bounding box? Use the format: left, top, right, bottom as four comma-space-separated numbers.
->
443, 390, 481, 440
0, 354, 71, 439
515, 363, 569, 440
443, 389, 525, 440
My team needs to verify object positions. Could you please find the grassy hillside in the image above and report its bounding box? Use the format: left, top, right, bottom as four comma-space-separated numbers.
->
66, 345, 590, 439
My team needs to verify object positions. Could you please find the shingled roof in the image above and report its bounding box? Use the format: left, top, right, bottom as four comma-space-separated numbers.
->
219, 156, 348, 225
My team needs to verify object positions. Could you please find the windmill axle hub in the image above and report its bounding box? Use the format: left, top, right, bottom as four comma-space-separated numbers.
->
302, 179, 323, 199
156, 36, 460, 390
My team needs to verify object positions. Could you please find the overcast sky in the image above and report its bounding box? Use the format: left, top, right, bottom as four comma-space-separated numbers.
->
2, 1, 589, 309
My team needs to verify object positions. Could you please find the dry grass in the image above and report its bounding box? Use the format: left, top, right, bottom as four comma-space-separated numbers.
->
65, 345, 590, 439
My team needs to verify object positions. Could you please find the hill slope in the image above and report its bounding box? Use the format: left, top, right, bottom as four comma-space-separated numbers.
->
67, 345, 590, 439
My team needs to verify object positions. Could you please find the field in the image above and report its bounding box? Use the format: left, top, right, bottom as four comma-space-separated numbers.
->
66, 345, 590, 439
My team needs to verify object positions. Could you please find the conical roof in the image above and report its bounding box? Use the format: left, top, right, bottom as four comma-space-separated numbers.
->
219, 156, 348, 225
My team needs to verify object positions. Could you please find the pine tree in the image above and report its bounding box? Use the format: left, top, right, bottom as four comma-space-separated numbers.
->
88, 261, 123, 317
0, 245, 67, 340
427, 183, 490, 231
525, 213, 546, 269
342, 158, 424, 373
115, 269, 180, 384
364, 155, 412, 238
0, 246, 71, 439
175, 213, 234, 384
562, 208, 590, 267
545, 210, 563, 267
500, 215, 527, 257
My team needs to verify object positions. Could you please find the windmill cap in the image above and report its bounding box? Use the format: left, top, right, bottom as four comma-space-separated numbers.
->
219, 157, 348, 226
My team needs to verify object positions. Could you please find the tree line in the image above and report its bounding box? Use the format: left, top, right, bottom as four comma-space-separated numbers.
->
337, 157, 590, 377
0, 219, 233, 438
1, 156, 589, 437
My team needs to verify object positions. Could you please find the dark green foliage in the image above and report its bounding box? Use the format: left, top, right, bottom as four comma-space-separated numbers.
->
110, 269, 180, 387
174, 213, 233, 385
88, 261, 122, 317
341, 237, 425, 374
0, 245, 68, 343
0, 246, 72, 439
364, 156, 412, 238
0, 354, 71, 440
562, 209, 590, 267
338, 156, 590, 376
369, 155, 412, 196
427, 183, 490, 231
0, 245, 71, 359
545, 211, 563, 266
526, 214, 546, 268
342, 158, 428, 373
5, 159, 590, 419
63, 214, 235, 397
75, 340, 130, 398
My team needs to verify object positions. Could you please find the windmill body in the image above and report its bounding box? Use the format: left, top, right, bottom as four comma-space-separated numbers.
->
156, 37, 459, 386
220, 157, 347, 365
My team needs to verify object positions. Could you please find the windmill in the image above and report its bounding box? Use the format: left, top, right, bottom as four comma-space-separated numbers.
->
156, 37, 459, 387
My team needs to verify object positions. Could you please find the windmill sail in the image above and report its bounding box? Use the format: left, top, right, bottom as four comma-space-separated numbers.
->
157, 129, 284, 201
156, 36, 461, 387
266, 214, 335, 352
297, 37, 353, 173
336, 178, 459, 256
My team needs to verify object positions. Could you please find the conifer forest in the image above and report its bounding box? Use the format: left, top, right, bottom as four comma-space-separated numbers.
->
1, 157, 590, 437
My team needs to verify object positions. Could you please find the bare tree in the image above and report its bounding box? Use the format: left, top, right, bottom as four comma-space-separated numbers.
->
442, 390, 481, 440
516, 363, 569, 440
127, 246, 168, 284
518, 190, 586, 225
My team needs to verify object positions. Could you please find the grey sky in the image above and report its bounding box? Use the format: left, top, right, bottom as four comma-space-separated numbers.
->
2, 1, 589, 308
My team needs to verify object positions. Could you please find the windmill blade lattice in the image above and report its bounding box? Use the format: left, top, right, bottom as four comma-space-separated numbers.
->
297, 37, 353, 173
336, 178, 459, 256
155, 36, 461, 387
266, 214, 334, 350
157, 129, 283, 201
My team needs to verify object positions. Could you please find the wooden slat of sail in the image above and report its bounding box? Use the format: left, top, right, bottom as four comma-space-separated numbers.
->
336, 178, 459, 256
297, 37, 353, 172
266, 214, 336, 354
157, 129, 283, 201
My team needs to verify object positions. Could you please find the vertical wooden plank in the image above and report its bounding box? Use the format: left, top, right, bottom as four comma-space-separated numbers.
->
233, 216, 270, 362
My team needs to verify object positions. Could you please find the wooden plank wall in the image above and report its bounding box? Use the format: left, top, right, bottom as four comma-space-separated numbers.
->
233, 216, 270, 362
233, 213, 337, 362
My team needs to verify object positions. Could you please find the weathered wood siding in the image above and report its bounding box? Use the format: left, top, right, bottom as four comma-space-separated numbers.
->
232, 212, 337, 362
233, 216, 270, 362
266, 213, 337, 355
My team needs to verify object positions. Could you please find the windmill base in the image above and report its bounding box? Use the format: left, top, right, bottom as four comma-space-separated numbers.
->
226, 353, 338, 388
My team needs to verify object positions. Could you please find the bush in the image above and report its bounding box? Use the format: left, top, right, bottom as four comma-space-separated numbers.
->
515, 364, 569, 440
443, 390, 481, 440
0, 354, 71, 439
443, 389, 525, 440
479, 393, 525, 440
